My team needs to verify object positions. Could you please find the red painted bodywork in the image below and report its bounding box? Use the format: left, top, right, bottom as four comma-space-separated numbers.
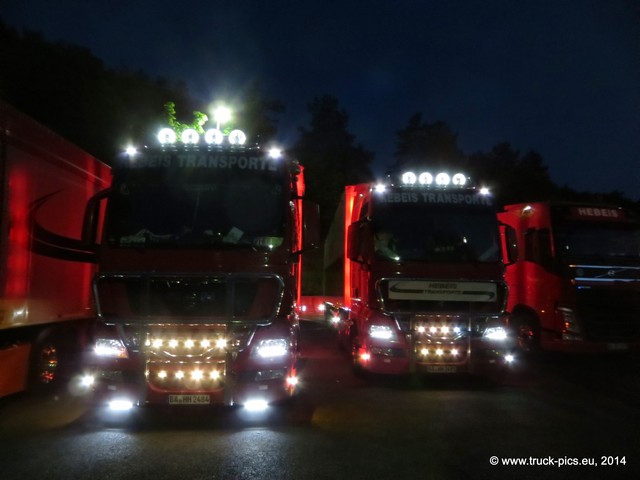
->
84, 141, 313, 409
499, 202, 640, 352
0, 101, 110, 397
327, 181, 513, 375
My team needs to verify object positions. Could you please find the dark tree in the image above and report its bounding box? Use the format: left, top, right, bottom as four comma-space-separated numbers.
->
234, 82, 285, 145
292, 95, 373, 236
391, 113, 467, 172
0, 20, 196, 163
292, 95, 373, 294
468, 142, 557, 204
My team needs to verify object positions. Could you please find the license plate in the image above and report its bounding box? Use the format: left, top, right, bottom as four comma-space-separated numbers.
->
426, 365, 457, 373
168, 395, 211, 405
607, 343, 629, 351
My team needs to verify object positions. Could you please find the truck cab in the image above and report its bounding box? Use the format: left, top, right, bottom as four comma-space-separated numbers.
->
326, 171, 514, 375
81, 125, 319, 413
499, 202, 640, 352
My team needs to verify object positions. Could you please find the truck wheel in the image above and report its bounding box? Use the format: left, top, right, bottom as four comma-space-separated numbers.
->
510, 312, 540, 353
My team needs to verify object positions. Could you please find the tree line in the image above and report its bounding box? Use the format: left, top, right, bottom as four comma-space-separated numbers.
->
1, 19, 637, 240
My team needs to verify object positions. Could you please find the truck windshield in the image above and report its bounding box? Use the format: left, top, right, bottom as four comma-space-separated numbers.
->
105, 157, 288, 250
372, 193, 500, 263
554, 222, 640, 262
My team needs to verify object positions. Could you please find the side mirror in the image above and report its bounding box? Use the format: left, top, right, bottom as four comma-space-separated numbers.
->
302, 200, 320, 250
500, 224, 518, 265
347, 221, 374, 262
82, 188, 110, 248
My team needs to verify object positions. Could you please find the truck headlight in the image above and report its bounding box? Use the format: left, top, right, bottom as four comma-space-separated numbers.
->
253, 338, 288, 359
369, 324, 396, 341
483, 326, 508, 341
94, 338, 128, 358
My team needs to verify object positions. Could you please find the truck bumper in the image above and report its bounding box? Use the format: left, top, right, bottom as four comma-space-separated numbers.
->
355, 338, 515, 375
82, 361, 298, 411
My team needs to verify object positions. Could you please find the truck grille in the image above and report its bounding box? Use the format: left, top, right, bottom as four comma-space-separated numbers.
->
141, 323, 254, 391
397, 314, 471, 364
576, 286, 640, 341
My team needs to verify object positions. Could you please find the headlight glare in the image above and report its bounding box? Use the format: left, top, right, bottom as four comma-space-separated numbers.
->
369, 324, 396, 340
253, 338, 288, 359
94, 338, 128, 358
484, 326, 508, 341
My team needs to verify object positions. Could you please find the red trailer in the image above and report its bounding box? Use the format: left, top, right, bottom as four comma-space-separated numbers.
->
0, 100, 110, 397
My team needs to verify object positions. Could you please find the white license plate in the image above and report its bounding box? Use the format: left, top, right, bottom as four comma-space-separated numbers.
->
426, 366, 457, 373
168, 395, 211, 405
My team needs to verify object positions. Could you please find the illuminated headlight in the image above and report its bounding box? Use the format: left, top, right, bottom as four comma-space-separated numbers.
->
229, 129, 247, 145
369, 324, 396, 341
94, 338, 128, 358
402, 171, 417, 185
157, 127, 177, 144
80, 374, 95, 387
452, 173, 467, 186
435, 173, 450, 186
268, 147, 282, 159
181, 128, 199, 144
205, 128, 224, 145
484, 326, 508, 341
418, 172, 433, 185
253, 338, 288, 358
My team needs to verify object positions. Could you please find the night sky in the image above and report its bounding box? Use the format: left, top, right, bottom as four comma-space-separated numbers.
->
3, 0, 639, 199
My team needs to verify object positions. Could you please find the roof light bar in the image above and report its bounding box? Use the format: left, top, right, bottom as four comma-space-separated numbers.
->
156, 127, 247, 146
400, 171, 468, 187
204, 128, 224, 145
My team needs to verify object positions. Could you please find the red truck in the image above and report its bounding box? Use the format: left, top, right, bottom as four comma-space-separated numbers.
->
499, 201, 640, 353
81, 124, 319, 414
0, 100, 111, 397
325, 171, 514, 375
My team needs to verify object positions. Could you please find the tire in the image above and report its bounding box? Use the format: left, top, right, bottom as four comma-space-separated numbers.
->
510, 311, 540, 353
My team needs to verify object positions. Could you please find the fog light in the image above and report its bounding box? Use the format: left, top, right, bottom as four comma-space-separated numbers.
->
108, 399, 134, 411
244, 399, 269, 412
80, 374, 95, 387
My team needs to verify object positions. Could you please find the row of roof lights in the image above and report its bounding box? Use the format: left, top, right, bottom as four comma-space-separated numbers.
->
157, 127, 247, 146
402, 171, 467, 186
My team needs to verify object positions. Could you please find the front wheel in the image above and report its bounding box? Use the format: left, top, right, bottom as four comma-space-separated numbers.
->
510, 312, 540, 353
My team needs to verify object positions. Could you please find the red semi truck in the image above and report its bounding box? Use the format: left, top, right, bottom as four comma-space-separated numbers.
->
499, 201, 640, 353
325, 171, 514, 375
81, 124, 319, 413
0, 100, 111, 397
